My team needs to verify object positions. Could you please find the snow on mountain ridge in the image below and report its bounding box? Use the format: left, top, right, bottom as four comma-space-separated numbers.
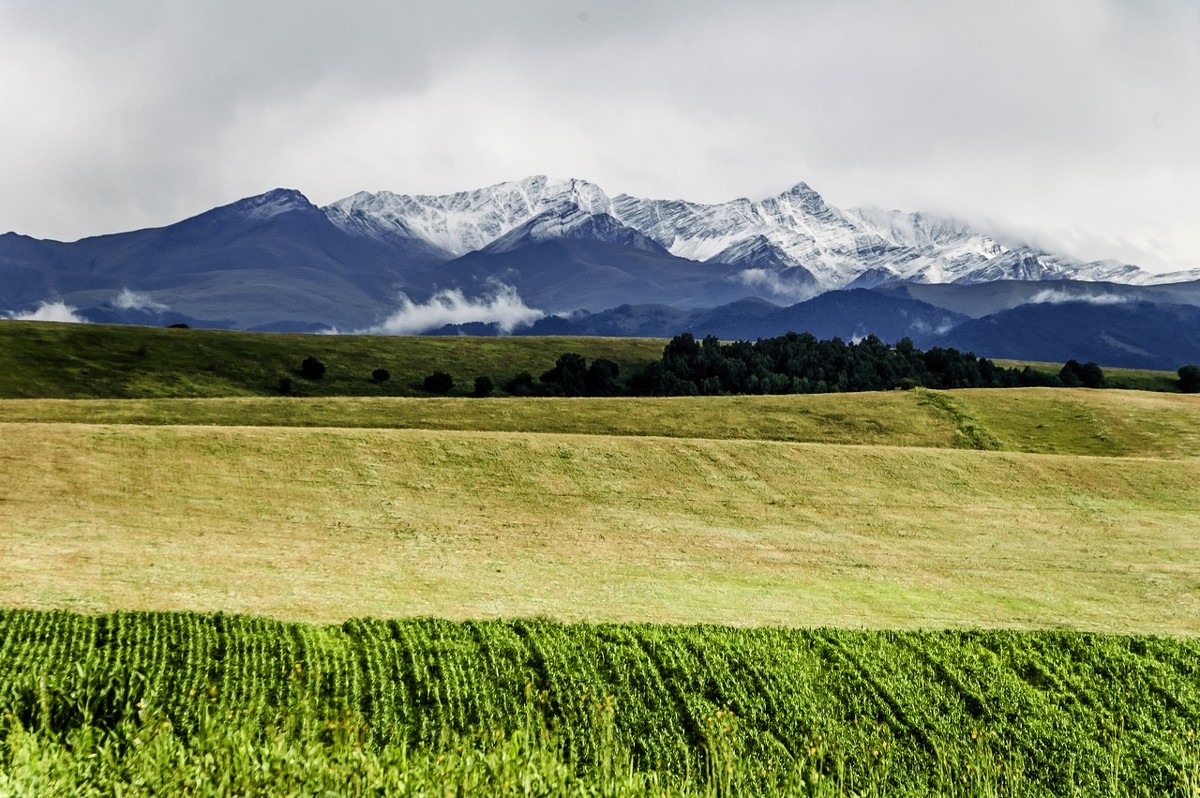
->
322, 177, 1173, 289
482, 201, 666, 255
324, 176, 613, 257
231, 188, 316, 221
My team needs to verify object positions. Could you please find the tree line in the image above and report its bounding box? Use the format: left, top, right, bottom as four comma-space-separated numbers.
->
290, 332, 1200, 396
506, 333, 1109, 397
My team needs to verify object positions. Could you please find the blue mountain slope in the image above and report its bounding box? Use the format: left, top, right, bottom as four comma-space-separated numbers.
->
935, 301, 1200, 369
0, 190, 450, 329
436, 238, 753, 312
875, 279, 1200, 319
455, 290, 965, 344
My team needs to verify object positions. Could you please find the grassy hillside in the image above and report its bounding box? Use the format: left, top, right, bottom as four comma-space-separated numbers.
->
1, 320, 1186, 399
3, 421, 1197, 632
0, 320, 664, 398
994, 358, 1184, 392
4, 387, 1198, 459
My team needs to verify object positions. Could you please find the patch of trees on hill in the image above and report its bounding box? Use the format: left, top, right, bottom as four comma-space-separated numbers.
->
493, 332, 1108, 398
622, 332, 1085, 396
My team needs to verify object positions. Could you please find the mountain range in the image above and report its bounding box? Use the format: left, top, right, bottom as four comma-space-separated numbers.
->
2, 176, 1199, 369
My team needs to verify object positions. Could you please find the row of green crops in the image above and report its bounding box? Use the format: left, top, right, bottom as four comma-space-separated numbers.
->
2, 610, 1199, 796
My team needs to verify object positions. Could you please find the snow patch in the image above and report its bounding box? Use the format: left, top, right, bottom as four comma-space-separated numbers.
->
339, 284, 543, 335
5, 301, 89, 323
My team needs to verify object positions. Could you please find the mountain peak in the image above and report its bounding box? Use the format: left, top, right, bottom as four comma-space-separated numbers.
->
227, 188, 316, 220
782, 181, 819, 197
481, 201, 666, 255
324, 176, 614, 256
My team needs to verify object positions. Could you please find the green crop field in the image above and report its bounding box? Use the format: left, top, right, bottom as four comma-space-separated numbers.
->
2, 610, 1199, 796
2, 321, 1198, 795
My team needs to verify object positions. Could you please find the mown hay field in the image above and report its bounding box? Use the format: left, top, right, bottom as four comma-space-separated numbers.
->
2, 389, 1198, 632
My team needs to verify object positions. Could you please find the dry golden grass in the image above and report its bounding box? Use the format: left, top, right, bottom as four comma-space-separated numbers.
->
3, 421, 1197, 633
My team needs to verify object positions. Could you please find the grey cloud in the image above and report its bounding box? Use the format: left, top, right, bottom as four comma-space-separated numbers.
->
339, 285, 544, 335
112, 288, 169, 312
0, 1, 1197, 273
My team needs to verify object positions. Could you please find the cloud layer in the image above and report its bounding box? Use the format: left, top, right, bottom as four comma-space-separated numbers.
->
4, 301, 89, 324
112, 288, 170, 312
1, 1, 1197, 273
736, 268, 819, 302
1028, 289, 1129, 306
351, 285, 543, 335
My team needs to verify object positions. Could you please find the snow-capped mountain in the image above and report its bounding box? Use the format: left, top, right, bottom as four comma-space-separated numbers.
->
325, 176, 1192, 292
480, 201, 665, 255
324, 176, 614, 257
4, 177, 1198, 360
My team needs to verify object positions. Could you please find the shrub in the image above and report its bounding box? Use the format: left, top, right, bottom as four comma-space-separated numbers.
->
423, 371, 454, 394
473, 376, 493, 397
1059, 359, 1105, 389
300, 356, 326, 380
1179, 364, 1200, 393
278, 377, 293, 394
585, 358, 621, 396
372, 368, 391, 383
540, 353, 589, 396
504, 372, 537, 397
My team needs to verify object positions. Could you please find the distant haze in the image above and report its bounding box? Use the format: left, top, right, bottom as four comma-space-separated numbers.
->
1, 0, 1197, 273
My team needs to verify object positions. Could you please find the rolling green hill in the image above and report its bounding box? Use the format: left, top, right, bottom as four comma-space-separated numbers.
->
3, 387, 1198, 459
0, 320, 663, 398
1, 319, 1188, 400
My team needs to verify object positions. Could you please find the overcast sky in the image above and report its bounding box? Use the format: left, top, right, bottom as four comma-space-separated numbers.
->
1, 0, 1197, 272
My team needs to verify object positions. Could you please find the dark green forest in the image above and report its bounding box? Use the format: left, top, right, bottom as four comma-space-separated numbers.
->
518, 333, 1107, 398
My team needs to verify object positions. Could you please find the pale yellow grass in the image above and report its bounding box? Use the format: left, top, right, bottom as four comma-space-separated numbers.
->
2, 422, 1197, 633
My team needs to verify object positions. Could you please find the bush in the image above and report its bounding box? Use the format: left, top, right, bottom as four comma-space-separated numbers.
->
372, 368, 391, 383
300, 356, 326, 380
1059, 359, 1105, 389
423, 371, 454, 394
472, 376, 493, 397
585, 358, 621, 396
540, 353, 590, 396
1180, 364, 1200, 393
278, 377, 293, 394
503, 372, 537, 397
